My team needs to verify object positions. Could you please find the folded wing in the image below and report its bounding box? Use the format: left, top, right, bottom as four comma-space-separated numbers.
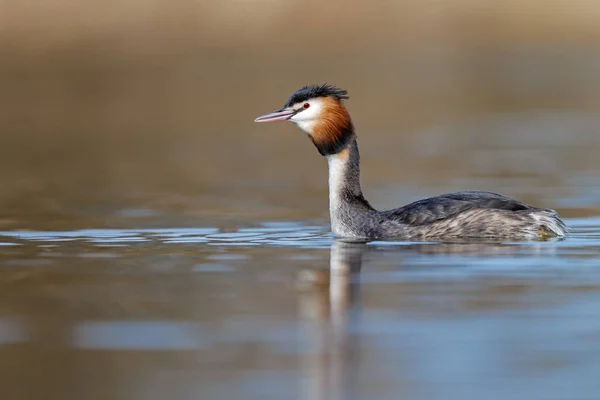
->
382, 191, 535, 226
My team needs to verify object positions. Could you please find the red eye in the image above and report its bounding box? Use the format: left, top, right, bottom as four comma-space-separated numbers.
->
303, 103, 310, 109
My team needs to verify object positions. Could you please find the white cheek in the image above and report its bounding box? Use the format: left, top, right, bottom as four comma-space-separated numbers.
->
292, 108, 316, 121
289, 101, 324, 135
294, 120, 317, 133
289, 101, 323, 122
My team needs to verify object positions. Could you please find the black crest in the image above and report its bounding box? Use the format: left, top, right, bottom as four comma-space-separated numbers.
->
284, 84, 349, 107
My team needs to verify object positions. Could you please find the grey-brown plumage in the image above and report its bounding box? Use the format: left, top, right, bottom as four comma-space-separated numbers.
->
325, 138, 567, 240
255, 84, 569, 241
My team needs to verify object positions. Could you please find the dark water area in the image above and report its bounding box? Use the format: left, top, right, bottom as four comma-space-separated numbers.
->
2, 1, 600, 398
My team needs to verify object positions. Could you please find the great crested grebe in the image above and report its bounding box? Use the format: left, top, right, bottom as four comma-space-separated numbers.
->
254, 84, 568, 240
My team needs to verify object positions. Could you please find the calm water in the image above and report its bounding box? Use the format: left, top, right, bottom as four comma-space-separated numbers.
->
3, 5, 600, 397
1, 218, 600, 400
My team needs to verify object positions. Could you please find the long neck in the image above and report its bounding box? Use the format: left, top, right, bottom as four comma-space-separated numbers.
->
327, 138, 363, 200
326, 137, 376, 238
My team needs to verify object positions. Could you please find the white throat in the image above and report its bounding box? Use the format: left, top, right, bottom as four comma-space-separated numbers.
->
293, 120, 317, 135
327, 153, 351, 237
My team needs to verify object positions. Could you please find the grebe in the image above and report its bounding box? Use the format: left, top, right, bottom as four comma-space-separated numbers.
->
254, 84, 568, 240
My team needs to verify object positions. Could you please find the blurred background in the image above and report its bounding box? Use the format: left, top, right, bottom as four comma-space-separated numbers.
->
3, 2, 600, 400
2, 0, 600, 231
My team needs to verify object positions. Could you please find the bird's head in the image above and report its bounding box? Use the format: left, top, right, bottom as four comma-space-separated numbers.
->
254, 84, 354, 155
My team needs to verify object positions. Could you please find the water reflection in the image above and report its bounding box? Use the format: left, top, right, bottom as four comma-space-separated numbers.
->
299, 241, 364, 400
296, 236, 600, 400
298, 240, 518, 400
1, 222, 600, 399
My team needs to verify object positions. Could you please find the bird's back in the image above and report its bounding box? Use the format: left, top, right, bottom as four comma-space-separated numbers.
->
378, 191, 567, 239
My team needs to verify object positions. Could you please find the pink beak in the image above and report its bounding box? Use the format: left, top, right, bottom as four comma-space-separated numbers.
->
254, 108, 296, 123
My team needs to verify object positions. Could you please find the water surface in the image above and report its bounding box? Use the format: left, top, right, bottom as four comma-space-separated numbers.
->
1, 219, 600, 400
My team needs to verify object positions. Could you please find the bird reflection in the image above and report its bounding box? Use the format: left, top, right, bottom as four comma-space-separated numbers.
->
296, 239, 535, 400
298, 240, 365, 400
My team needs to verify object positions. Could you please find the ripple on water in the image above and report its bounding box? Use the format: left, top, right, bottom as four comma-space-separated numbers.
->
206, 254, 249, 261
0, 218, 600, 399
193, 263, 236, 272
72, 321, 208, 350
0, 218, 597, 250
